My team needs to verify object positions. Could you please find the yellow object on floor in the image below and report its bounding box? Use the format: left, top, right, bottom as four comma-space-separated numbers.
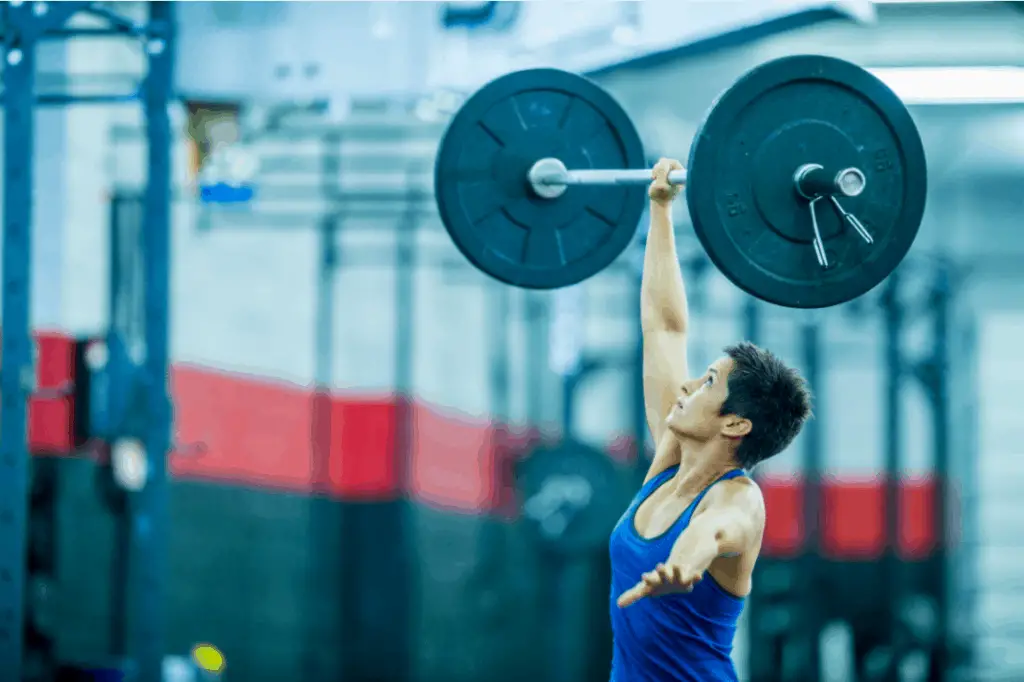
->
192, 643, 226, 674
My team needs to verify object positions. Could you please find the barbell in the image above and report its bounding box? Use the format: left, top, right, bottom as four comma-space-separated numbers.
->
433, 55, 928, 309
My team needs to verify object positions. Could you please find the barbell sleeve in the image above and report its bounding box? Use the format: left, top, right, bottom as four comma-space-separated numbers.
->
794, 164, 866, 199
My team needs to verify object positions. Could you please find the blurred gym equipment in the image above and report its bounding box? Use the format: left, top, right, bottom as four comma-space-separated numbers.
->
518, 440, 625, 556
1, 3, 175, 681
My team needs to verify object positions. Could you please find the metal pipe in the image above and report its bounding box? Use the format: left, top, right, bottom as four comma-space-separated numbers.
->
528, 157, 867, 204
129, 5, 174, 681
0, 11, 38, 679
631, 271, 647, 463
881, 272, 904, 659
742, 298, 762, 345
0, 27, 131, 40
79, 3, 144, 35
394, 172, 417, 399
525, 294, 548, 425
109, 195, 124, 335
528, 158, 686, 198
801, 320, 823, 555
562, 168, 687, 186
383, 172, 418, 681
312, 213, 336, 446
740, 297, 770, 682
794, 164, 866, 199
44, 26, 135, 38
800, 319, 823, 680
302, 136, 341, 679
30, 92, 140, 106
488, 285, 511, 421
925, 265, 952, 675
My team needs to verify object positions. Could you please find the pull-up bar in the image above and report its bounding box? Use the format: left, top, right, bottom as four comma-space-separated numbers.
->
6, 92, 142, 106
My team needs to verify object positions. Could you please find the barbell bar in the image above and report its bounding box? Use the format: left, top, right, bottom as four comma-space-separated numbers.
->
530, 157, 872, 272
528, 160, 688, 192
527, 157, 866, 199
433, 55, 928, 308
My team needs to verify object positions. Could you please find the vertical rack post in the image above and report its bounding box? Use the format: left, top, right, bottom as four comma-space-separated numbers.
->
311, 132, 340, 493
388, 172, 419, 680
3, 2, 174, 679
129, 3, 175, 681
304, 131, 342, 678
1, 3, 90, 677
800, 317, 823, 678
922, 264, 952, 677
739, 297, 768, 682
631, 268, 646, 469
881, 271, 905, 668
0, 6, 39, 677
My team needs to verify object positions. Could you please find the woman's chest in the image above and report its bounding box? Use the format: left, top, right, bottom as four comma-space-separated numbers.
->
633, 486, 698, 539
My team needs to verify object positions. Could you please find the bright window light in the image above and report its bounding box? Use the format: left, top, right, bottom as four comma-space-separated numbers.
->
868, 66, 1024, 105
873, 0, 1003, 4
611, 25, 641, 47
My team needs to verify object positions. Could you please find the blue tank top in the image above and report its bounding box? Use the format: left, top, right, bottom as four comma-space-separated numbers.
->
608, 466, 747, 682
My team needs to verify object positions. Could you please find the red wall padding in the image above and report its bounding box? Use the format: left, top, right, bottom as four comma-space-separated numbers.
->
20, 333, 942, 560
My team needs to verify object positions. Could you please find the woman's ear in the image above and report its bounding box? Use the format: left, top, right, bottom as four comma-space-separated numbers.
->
721, 416, 752, 439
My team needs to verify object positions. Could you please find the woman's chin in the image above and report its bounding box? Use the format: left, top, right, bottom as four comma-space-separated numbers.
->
665, 419, 688, 438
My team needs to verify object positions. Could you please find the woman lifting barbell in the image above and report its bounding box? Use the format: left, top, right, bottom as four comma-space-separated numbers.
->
608, 158, 812, 682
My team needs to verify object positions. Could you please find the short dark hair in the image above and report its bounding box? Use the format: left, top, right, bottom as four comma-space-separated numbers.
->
721, 342, 811, 469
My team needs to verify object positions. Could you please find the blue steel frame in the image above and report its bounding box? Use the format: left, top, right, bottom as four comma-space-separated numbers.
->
0, 3, 174, 681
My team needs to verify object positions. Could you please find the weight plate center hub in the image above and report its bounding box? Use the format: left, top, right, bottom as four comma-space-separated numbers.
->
751, 120, 860, 244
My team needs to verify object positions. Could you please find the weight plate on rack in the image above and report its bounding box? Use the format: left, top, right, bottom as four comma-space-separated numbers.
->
435, 68, 647, 289
686, 55, 927, 309
516, 440, 625, 555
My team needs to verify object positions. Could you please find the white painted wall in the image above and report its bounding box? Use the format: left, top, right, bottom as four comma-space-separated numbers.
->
973, 313, 1024, 681
172, 1, 869, 98
0, 40, 69, 330
62, 8, 148, 336
176, 2, 438, 101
